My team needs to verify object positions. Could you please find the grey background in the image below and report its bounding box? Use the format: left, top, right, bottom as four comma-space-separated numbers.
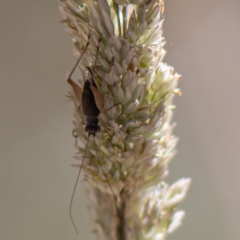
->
1, 0, 240, 239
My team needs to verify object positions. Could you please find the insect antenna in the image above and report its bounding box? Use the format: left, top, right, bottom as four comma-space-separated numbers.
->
69, 134, 90, 234
67, 34, 92, 234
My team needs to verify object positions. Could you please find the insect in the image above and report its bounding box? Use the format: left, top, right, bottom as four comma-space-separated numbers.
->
67, 35, 119, 233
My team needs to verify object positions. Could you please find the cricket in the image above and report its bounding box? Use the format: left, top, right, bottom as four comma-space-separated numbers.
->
67, 34, 119, 233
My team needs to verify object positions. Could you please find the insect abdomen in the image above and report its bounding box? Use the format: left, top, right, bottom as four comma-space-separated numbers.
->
81, 80, 100, 117
81, 79, 100, 136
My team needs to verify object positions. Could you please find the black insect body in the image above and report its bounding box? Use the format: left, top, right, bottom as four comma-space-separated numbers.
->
67, 37, 119, 234
68, 69, 107, 136
81, 77, 100, 136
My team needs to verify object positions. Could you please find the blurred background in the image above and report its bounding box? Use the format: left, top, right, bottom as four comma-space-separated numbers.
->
1, 0, 240, 239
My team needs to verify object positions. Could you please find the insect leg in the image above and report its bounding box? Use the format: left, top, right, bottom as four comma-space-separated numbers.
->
102, 102, 121, 113
85, 38, 121, 114
93, 36, 101, 68
86, 67, 120, 113
67, 34, 90, 84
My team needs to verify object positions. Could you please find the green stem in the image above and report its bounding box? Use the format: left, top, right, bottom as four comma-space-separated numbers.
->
113, 2, 122, 36
116, 201, 126, 240
122, 6, 127, 38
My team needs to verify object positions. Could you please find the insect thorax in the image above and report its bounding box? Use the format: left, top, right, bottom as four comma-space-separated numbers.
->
85, 116, 100, 136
